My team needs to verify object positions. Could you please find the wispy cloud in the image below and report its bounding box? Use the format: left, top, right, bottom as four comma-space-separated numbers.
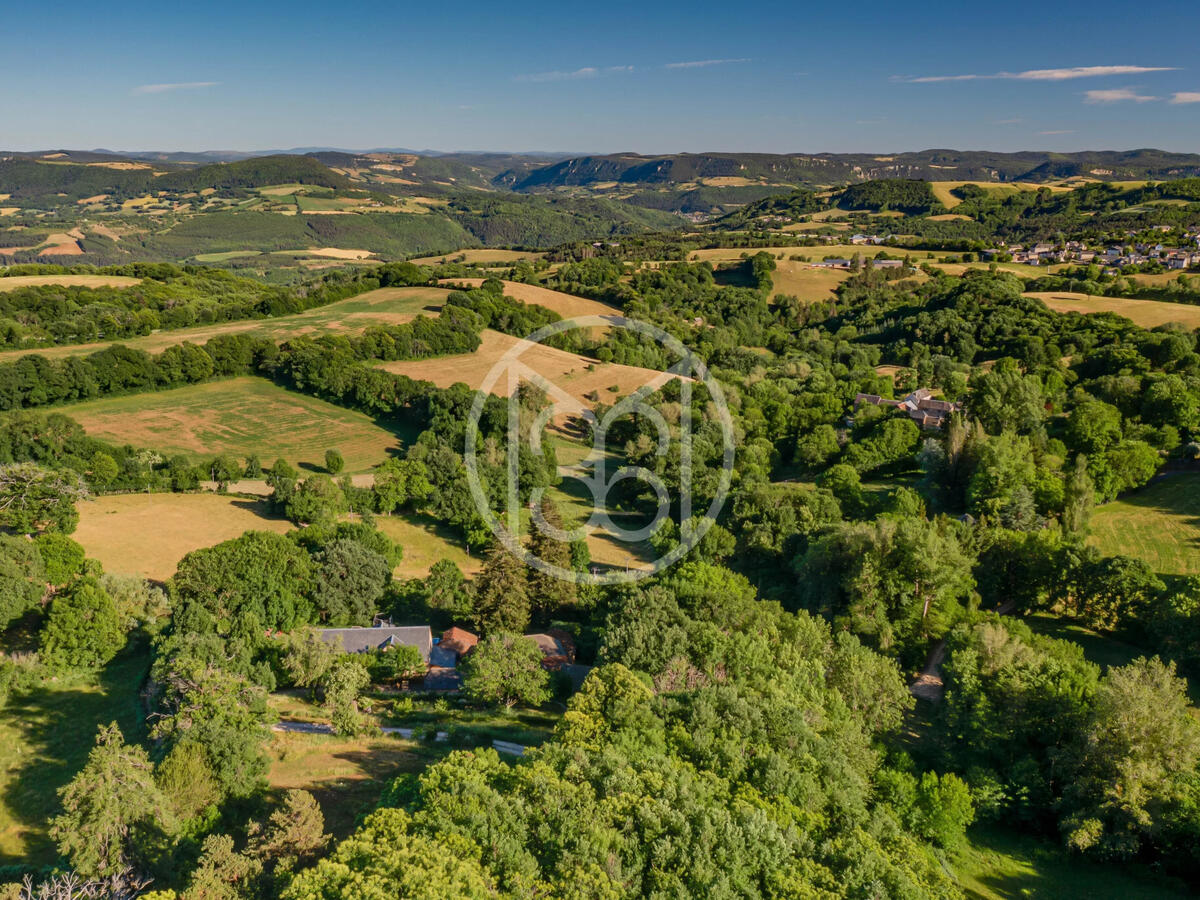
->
1084, 87, 1158, 103
132, 81, 219, 95
664, 58, 750, 69
899, 65, 1176, 84
514, 65, 633, 83
1170, 92, 1200, 104
1038, 130, 1075, 135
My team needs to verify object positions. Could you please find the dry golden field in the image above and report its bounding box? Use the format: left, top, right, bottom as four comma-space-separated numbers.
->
411, 248, 545, 266
0, 274, 141, 291
440, 278, 620, 318
1025, 292, 1200, 330
74, 493, 292, 580
376, 329, 676, 407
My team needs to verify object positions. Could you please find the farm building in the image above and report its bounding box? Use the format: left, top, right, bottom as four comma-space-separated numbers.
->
438, 626, 479, 662
526, 631, 577, 669
854, 387, 961, 428
317, 624, 435, 661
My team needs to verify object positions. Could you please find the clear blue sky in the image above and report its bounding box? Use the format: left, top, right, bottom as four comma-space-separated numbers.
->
3, 0, 1197, 154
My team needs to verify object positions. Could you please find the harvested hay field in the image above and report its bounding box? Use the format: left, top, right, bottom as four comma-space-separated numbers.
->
1088, 474, 1200, 577
441, 278, 619, 318
411, 248, 544, 266
303, 247, 376, 259
0, 286, 451, 363
37, 234, 83, 256
0, 274, 141, 291
62, 377, 409, 473
768, 262, 849, 301
1025, 292, 1200, 330
75, 493, 292, 580
377, 330, 676, 408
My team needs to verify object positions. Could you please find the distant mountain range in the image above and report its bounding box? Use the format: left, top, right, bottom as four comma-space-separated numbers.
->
5, 148, 1200, 197
496, 149, 1200, 190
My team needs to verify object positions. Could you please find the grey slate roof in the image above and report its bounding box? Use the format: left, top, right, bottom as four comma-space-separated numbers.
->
317, 626, 434, 661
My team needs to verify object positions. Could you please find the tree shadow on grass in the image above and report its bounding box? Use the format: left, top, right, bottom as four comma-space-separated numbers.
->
0, 643, 151, 868
1105, 473, 1200, 563
228, 498, 290, 522
959, 824, 1193, 900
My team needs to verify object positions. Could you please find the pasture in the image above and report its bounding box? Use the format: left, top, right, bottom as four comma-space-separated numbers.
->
376, 329, 676, 408
441, 278, 620, 318
1087, 474, 1200, 577
0, 274, 141, 291
768, 261, 850, 301
0, 285, 451, 363
74, 493, 293, 580
411, 248, 544, 266
1025, 292, 1200, 330
374, 513, 483, 578
62, 377, 409, 474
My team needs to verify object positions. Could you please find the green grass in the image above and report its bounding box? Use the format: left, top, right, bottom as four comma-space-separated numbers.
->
0, 642, 151, 865
948, 825, 1192, 899
193, 249, 263, 262
1088, 474, 1200, 577
1024, 614, 1147, 670
61, 376, 415, 474
373, 512, 483, 578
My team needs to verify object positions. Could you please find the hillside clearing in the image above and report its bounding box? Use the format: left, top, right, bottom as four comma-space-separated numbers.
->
62, 377, 410, 474
411, 249, 544, 266
0, 274, 141, 291
74, 493, 293, 580
1025, 292, 1200, 330
929, 180, 1069, 208
441, 278, 620, 318
376, 329, 676, 408
1087, 474, 1200, 577
768, 261, 850, 301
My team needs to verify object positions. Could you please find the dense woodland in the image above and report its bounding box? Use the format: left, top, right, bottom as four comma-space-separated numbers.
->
1, 158, 1199, 898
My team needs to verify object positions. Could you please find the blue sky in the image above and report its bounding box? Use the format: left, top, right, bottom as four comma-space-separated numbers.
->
2, 0, 1197, 153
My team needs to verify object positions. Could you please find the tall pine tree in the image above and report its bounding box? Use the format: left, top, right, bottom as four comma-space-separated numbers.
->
528, 498, 578, 623
471, 546, 531, 634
